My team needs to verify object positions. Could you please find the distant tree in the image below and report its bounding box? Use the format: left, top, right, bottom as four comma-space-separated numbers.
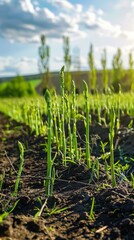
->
63, 36, 71, 92
38, 34, 50, 94
0, 76, 36, 97
101, 48, 108, 93
128, 52, 134, 91
88, 44, 96, 94
112, 48, 124, 92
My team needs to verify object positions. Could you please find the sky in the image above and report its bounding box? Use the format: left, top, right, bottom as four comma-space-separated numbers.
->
1, 0, 134, 77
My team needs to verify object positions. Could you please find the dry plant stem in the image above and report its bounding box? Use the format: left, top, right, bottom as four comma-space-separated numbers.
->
4, 150, 17, 174
96, 226, 108, 233
39, 198, 48, 217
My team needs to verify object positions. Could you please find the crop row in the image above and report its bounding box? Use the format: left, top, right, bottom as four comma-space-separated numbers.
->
0, 67, 134, 197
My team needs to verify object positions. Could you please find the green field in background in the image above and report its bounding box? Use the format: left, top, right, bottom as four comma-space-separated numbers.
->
0, 78, 41, 89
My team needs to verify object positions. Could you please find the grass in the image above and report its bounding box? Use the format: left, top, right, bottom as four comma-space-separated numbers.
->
0, 200, 20, 223
28, 79, 41, 88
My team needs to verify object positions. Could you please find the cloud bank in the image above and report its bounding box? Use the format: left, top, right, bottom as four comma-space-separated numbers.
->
0, 0, 134, 43
0, 56, 37, 76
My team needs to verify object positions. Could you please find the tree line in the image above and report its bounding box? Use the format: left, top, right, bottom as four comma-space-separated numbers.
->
38, 35, 134, 94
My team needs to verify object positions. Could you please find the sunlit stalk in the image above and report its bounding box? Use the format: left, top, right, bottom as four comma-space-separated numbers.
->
72, 81, 78, 160
60, 66, 66, 165
83, 80, 91, 168
109, 110, 116, 187
13, 141, 25, 196
45, 90, 54, 196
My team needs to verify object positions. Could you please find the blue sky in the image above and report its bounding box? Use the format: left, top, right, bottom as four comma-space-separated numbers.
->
0, 0, 134, 76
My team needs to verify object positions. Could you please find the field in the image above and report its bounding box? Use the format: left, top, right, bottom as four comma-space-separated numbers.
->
0, 70, 134, 239
27, 79, 41, 88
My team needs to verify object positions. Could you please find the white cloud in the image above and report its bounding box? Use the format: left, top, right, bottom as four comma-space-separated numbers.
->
115, 0, 134, 9
75, 4, 83, 13
0, 0, 134, 44
0, 0, 84, 42
97, 18, 121, 37
0, 56, 13, 71
47, 0, 74, 11
0, 0, 11, 4
95, 46, 116, 54
97, 9, 104, 16
22, 24, 36, 30
131, 1, 134, 7
120, 30, 134, 40
48, 0, 83, 13
95, 45, 134, 55
115, 0, 130, 9
43, 8, 55, 19
0, 56, 38, 76
79, 6, 121, 38
20, 0, 36, 14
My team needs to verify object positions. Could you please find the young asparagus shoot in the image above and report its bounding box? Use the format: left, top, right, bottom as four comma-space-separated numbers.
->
60, 66, 67, 165
89, 197, 95, 221
0, 170, 5, 191
65, 95, 73, 160
13, 141, 25, 197
44, 89, 54, 196
72, 80, 78, 160
131, 173, 134, 189
83, 80, 91, 169
109, 110, 116, 187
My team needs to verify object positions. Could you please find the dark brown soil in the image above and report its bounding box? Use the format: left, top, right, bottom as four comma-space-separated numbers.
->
0, 112, 134, 240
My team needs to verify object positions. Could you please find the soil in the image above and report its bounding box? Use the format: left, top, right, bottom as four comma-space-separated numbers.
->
0, 112, 134, 240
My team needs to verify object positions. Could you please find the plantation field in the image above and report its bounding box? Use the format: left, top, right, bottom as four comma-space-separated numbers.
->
0, 71, 134, 239
0, 111, 134, 239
